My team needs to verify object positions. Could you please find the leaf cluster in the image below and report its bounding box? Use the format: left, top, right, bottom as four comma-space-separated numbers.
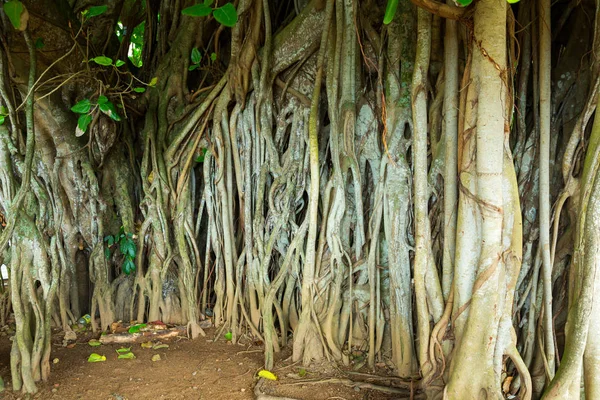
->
182, 0, 238, 27
71, 95, 121, 136
104, 226, 138, 275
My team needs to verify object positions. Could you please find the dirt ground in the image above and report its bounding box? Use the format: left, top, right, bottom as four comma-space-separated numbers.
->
0, 326, 416, 400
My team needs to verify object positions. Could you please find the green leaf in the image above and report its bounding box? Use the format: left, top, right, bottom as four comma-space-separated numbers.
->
128, 323, 146, 333
191, 48, 201, 64
87, 5, 107, 18
88, 339, 102, 347
133, 87, 146, 93
188, 64, 199, 71
87, 353, 106, 362
97, 95, 108, 105
99, 100, 121, 121
506, 0, 519, 3
104, 235, 115, 246
104, 247, 111, 259
0, 106, 8, 115
71, 99, 91, 114
90, 56, 113, 66
76, 114, 93, 136
3, 1, 25, 30
152, 344, 169, 349
210, 52, 217, 62
116, 347, 131, 354
127, 243, 136, 258
204, 0, 214, 5
213, 3, 238, 27
120, 239, 136, 258
117, 352, 136, 359
130, 21, 145, 45
383, 0, 398, 24
148, 77, 158, 87
120, 239, 129, 256
123, 257, 135, 275
224, 331, 232, 341
181, 3, 212, 17
115, 59, 126, 67
456, 0, 473, 5
35, 38, 44, 49
0, 115, 5, 125
195, 148, 207, 163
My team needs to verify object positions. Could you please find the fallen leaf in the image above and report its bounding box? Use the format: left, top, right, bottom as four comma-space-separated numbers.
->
141, 342, 153, 349
128, 324, 146, 334
117, 352, 136, 360
53, 358, 59, 364
152, 354, 161, 362
111, 322, 122, 333
87, 353, 106, 362
153, 344, 169, 350
116, 347, 131, 354
88, 339, 101, 347
258, 370, 277, 381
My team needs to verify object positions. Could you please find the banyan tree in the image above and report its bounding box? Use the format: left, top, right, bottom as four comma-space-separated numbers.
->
0, 0, 599, 397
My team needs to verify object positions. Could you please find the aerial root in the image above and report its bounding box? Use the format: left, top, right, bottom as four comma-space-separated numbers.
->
281, 377, 421, 396
425, 283, 454, 384
254, 378, 300, 400
255, 375, 424, 400
506, 344, 532, 400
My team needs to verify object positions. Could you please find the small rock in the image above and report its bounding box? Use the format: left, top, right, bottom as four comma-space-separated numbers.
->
193, 386, 198, 390
354, 386, 360, 392
217, 368, 221, 372
51, 388, 58, 393
241, 388, 246, 393
192, 371, 197, 376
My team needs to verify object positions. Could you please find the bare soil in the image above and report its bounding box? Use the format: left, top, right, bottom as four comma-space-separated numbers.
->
0, 327, 409, 400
